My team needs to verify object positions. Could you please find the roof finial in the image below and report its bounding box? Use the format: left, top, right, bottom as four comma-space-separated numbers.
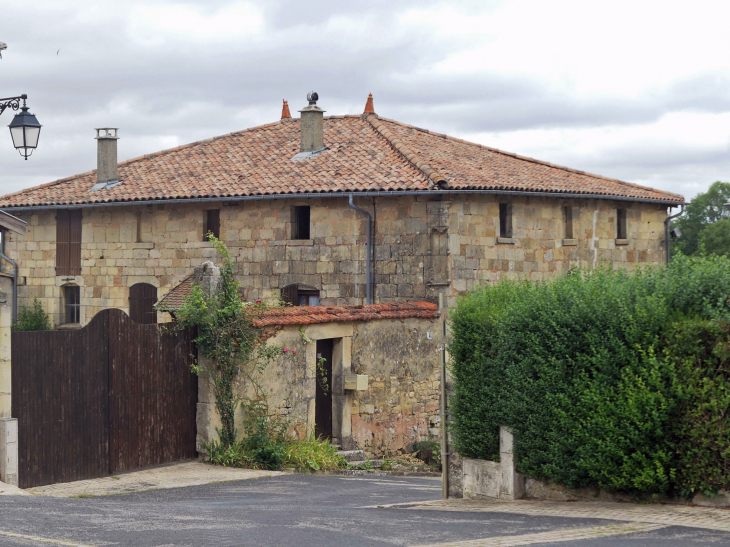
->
364, 93, 375, 114
281, 100, 291, 119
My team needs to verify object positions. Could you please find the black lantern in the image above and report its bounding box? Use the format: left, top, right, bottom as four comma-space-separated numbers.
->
8, 100, 41, 160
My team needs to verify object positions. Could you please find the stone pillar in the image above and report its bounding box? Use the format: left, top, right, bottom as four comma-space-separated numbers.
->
0, 418, 18, 486
193, 261, 221, 298
0, 275, 11, 418
499, 426, 525, 500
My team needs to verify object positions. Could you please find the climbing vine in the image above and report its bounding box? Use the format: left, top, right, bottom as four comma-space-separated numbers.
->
164, 235, 281, 448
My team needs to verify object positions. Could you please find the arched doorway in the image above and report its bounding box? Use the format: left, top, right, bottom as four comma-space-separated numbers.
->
129, 283, 158, 324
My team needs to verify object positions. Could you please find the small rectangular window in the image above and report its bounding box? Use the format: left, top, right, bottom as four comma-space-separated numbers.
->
292, 206, 311, 240
499, 203, 513, 238
204, 209, 220, 241
563, 206, 574, 239
617, 208, 627, 239
64, 286, 80, 324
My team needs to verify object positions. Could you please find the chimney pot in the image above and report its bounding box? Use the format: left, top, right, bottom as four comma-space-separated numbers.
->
281, 100, 291, 119
298, 92, 325, 154
364, 93, 375, 114
95, 128, 119, 185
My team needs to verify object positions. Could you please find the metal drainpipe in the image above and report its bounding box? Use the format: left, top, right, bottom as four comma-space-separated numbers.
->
665, 204, 685, 265
1, 231, 18, 323
348, 194, 372, 305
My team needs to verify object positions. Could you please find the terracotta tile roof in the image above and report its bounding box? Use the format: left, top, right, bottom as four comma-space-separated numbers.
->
155, 274, 193, 310
253, 301, 439, 327
155, 276, 439, 325
0, 108, 683, 208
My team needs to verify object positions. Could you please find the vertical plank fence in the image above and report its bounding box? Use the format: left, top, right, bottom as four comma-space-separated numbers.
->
11, 308, 197, 488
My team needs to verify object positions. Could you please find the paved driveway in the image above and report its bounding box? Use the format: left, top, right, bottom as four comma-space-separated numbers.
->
0, 475, 728, 546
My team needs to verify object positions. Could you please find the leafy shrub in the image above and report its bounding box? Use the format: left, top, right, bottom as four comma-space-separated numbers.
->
450, 254, 730, 496
665, 319, 730, 497
413, 439, 442, 471
12, 299, 51, 331
283, 437, 347, 472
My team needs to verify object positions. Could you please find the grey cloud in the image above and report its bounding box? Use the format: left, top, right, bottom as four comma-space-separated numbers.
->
0, 0, 727, 201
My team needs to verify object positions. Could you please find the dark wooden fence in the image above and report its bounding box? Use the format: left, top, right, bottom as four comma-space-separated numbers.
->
12, 308, 198, 488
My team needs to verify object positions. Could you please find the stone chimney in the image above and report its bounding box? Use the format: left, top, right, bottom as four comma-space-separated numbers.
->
298, 91, 325, 153
95, 128, 119, 185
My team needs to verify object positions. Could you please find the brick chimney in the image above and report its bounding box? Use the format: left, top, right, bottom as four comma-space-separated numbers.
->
95, 128, 119, 184
298, 92, 325, 153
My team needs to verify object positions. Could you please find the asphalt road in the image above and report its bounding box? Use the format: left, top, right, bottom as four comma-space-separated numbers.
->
0, 475, 728, 546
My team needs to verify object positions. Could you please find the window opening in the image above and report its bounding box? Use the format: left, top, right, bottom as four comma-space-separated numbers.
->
617, 208, 627, 239
64, 285, 80, 324
563, 206, 574, 239
291, 206, 310, 240
281, 284, 320, 306
499, 203, 513, 238
56, 209, 82, 276
204, 209, 220, 240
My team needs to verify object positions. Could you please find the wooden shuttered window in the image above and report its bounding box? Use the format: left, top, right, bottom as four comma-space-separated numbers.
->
56, 210, 82, 276
129, 283, 158, 324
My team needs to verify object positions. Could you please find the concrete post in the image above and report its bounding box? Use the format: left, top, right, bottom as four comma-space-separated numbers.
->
499, 426, 525, 500
0, 418, 18, 486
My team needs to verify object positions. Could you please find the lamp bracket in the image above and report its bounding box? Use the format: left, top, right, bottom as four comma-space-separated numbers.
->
0, 94, 26, 117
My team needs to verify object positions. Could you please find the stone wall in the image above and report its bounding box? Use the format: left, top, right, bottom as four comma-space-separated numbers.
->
0, 275, 12, 418
5, 195, 667, 326
196, 316, 443, 459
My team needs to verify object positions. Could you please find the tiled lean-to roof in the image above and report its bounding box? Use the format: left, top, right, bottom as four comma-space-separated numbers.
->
252, 301, 439, 326
156, 277, 439, 325
0, 102, 684, 208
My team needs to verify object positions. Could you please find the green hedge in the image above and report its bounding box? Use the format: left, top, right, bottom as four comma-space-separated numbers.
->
449, 255, 730, 496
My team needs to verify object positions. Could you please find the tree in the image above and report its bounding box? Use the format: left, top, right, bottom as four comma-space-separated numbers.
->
167, 236, 279, 448
12, 299, 51, 331
673, 181, 730, 256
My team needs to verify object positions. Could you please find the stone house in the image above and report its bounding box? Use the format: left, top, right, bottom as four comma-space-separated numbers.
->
0, 93, 683, 329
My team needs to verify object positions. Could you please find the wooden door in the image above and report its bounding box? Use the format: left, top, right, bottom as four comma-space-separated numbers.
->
129, 283, 158, 324
315, 339, 333, 440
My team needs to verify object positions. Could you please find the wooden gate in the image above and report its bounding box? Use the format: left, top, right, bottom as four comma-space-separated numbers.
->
11, 308, 198, 488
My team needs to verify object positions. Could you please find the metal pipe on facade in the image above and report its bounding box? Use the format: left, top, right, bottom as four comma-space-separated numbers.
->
347, 194, 372, 305
665, 205, 685, 265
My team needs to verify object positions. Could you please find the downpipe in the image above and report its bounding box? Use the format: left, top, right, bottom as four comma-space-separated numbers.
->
347, 194, 372, 305
665, 205, 685, 265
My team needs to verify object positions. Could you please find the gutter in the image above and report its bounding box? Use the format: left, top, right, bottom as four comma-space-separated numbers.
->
347, 195, 372, 305
0, 189, 684, 212
665, 204, 685, 265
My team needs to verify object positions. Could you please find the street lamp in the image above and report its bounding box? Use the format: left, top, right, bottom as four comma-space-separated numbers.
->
1, 94, 41, 160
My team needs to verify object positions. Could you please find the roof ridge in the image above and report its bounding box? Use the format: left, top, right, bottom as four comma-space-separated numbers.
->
364, 114, 446, 188
375, 117, 684, 201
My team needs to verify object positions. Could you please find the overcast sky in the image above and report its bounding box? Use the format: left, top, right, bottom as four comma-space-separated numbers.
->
1, 0, 729, 202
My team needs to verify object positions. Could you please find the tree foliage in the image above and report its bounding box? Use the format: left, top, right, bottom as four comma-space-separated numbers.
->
450, 255, 730, 496
12, 298, 52, 331
673, 181, 730, 257
166, 235, 280, 448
